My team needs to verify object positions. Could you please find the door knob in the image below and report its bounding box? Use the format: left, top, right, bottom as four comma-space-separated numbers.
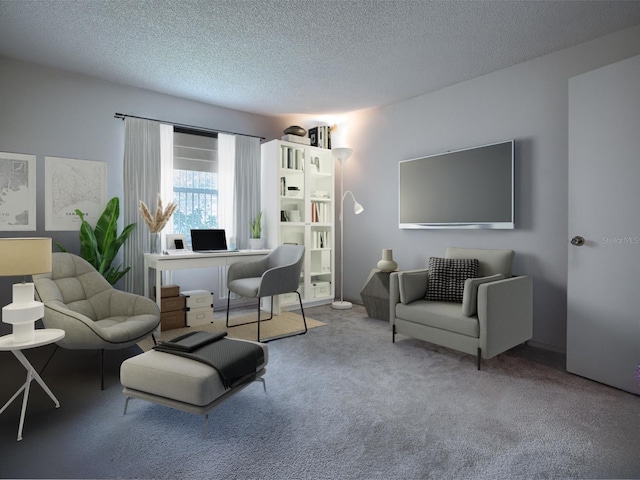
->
570, 235, 585, 246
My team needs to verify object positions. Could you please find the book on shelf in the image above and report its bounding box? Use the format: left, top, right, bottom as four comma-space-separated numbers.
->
308, 125, 331, 149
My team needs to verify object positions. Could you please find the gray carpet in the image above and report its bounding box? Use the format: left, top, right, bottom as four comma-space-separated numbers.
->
0, 304, 638, 479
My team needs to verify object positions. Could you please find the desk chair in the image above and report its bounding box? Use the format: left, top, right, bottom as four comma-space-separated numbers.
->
226, 245, 306, 342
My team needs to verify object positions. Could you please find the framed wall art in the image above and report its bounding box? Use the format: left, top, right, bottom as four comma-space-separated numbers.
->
0, 152, 37, 231
45, 156, 107, 231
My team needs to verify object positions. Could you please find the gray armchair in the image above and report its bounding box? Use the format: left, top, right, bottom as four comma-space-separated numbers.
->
390, 247, 533, 369
33, 253, 160, 389
226, 245, 306, 342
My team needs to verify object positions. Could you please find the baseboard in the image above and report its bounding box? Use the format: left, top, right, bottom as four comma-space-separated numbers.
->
527, 339, 566, 354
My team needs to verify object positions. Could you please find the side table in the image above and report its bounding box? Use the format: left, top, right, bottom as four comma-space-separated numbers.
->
360, 269, 393, 321
0, 328, 65, 441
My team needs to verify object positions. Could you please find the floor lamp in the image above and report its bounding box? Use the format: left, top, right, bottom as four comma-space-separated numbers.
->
331, 148, 364, 310
0, 238, 52, 342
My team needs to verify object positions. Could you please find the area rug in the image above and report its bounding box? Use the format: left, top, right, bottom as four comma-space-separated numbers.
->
138, 311, 324, 351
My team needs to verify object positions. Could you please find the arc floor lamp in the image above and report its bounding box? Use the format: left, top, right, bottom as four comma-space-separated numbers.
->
331, 147, 364, 310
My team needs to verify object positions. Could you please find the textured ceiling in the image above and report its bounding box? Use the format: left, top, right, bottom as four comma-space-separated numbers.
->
1, 0, 640, 116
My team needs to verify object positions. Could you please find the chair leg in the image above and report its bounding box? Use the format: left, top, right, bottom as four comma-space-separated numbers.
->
297, 291, 308, 335
226, 292, 275, 328
257, 300, 262, 342
261, 292, 307, 343
477, 348, 482, 371
151, 333, 158, 346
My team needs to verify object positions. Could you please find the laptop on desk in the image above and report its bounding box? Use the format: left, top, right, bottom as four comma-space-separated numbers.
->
190, 229, 238, 253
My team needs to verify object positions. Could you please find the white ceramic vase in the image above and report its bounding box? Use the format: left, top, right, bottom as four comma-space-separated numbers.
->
249, 238, 264, 250
377, 248, 398, 272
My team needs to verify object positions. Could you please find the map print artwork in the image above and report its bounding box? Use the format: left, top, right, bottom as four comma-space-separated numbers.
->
0, 152, 36, 231
45, 156, 107, 231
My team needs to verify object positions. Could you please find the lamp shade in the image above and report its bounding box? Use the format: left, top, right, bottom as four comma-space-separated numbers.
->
332, 147, 353, 164
0, 238, 52, 276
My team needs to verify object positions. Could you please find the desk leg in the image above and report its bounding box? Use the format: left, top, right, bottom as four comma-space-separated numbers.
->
2, 350, 60, 441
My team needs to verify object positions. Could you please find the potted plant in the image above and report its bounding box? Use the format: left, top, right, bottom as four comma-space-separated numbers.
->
56, 197, 136, 285
249, 211, 263, 250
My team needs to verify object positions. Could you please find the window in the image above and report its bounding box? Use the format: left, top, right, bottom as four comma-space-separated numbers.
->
172, 130, 218, 243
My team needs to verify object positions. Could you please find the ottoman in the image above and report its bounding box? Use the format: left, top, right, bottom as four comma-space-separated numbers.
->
121, 337, 268, 435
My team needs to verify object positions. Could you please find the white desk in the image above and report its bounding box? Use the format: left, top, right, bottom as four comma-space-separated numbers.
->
0, 328, 65, 441
144, 250, 270, 310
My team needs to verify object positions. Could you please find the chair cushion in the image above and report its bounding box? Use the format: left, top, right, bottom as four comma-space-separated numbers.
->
461, 274, 505, 316
425, 257, 479, 303
395, 300, 480, 338
228, 277, 262, 298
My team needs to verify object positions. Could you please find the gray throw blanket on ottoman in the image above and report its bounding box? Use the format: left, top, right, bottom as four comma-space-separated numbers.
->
153, 331, 264, 389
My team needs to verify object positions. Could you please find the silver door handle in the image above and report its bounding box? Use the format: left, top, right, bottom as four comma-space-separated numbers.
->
570, 235, 585, 246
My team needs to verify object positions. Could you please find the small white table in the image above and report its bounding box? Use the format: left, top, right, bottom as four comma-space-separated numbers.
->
0, 329, 65, 441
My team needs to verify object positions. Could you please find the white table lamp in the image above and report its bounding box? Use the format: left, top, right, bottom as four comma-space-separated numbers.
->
331, 148, 364, 310
0, 238, 52, 342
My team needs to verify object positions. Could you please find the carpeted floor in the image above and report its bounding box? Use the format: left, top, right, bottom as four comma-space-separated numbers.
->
138, 311, 324, 351
0, 304, 639, 479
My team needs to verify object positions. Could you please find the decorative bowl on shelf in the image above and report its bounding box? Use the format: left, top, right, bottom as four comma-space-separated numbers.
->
284, 125, 307, 137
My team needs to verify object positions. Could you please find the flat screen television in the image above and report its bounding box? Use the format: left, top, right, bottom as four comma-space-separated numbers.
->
398, 140, 515, 229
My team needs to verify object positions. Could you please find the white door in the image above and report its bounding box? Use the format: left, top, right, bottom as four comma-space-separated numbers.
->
567, 54, 640, 395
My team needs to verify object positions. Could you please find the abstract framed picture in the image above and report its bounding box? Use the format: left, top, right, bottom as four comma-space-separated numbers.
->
0, 152, 37, 231
44, 156, 107, 231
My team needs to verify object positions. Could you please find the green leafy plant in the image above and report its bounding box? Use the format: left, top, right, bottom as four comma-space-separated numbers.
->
56, 197, 136, 285
249, 211, 262, 239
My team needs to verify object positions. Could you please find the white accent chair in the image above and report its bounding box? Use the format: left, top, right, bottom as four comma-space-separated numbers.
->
389, 247, 533, 369
33, 253, 160, 389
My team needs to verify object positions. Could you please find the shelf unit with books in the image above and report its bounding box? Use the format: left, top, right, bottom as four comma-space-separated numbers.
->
261, 139, 335, 308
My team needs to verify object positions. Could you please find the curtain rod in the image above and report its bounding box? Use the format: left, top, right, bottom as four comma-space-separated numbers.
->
114, 112, 265, 140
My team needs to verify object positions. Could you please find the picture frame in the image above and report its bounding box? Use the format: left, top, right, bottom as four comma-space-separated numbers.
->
0, 152, 37, 231
45, 156, 107, 231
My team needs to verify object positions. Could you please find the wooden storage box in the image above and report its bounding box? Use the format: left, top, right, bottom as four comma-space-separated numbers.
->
154, 284, 180, 299
186, 307, 214, 327
161, 310, 186, 331
181, 290, 214, 310
161, 295, 186, 313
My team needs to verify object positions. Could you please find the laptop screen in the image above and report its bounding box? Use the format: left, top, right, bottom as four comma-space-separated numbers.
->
190, 229, 228, 251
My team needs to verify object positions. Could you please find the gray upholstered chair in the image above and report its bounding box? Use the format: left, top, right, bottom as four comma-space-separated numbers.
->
226, 244, 306, 342
33, 253, 160, 389
390, 247, 533, 369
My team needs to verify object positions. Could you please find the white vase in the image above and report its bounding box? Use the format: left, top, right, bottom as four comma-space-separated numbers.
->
377, 248, 398, 272
249, 238, 264, 250
148, 232, 160, 254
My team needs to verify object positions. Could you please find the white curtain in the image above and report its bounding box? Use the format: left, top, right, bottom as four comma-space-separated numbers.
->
218, 133, 236, 248
234, 135, 261, 249
123, 118, 163, 295
160, 123, 174, 247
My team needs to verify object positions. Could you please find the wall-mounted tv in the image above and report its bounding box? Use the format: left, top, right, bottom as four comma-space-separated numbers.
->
399, 140, 515, 229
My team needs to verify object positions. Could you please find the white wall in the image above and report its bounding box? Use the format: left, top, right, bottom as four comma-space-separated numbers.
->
318, 25, 640, 352
0, 57, 289, 334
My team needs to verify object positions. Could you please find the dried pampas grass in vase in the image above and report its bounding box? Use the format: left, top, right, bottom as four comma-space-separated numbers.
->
140, 195, 178, 253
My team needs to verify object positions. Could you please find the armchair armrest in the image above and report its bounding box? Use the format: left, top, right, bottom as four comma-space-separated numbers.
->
259, 262, 302, 297
389, 268, 429, 325
42, 301, 107, 347
477, 275, 533, 359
